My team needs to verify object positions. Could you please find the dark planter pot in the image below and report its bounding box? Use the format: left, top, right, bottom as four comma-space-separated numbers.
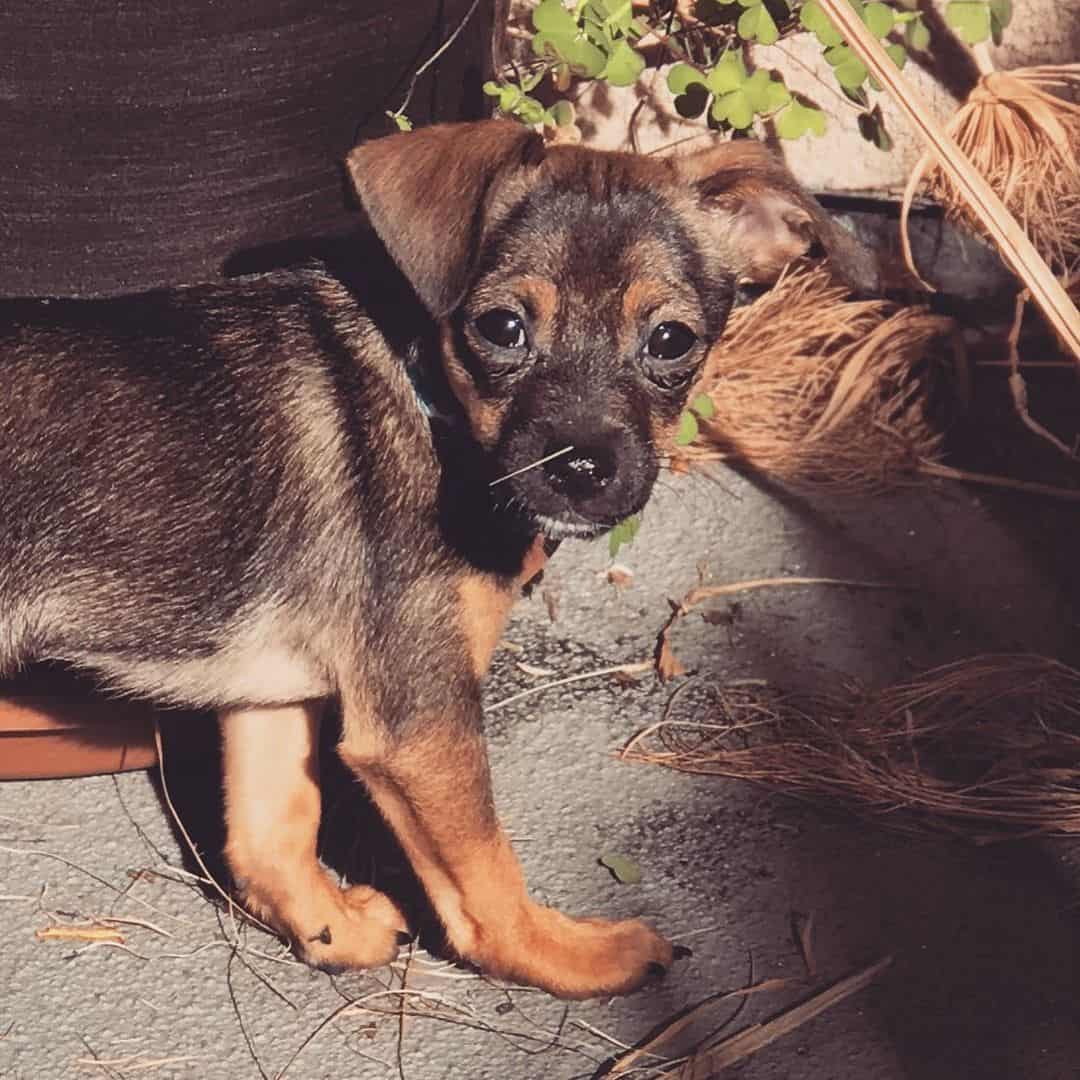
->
0, 0, 491, 297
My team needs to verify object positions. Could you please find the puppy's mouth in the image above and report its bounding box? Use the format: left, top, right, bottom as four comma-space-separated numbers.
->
532, 511, 610, 541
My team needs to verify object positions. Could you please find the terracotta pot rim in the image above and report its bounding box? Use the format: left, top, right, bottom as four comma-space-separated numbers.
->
0, 697, 159, 779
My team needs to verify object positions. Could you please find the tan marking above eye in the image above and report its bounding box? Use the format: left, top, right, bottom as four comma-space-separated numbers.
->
621, 278, 671, 325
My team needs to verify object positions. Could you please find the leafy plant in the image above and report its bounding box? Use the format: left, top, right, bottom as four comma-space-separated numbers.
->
484, 0, 967, 148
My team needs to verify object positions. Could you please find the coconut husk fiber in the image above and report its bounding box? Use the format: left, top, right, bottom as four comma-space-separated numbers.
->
669, 263, 955, 493
902, 61, 1080, 282
622, 654, 1080, 842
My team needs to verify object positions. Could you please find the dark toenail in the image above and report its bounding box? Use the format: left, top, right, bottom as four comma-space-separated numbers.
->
396, 931, 413, 946
673, 945, 693, 960
647, 962, 668, 977
308, 925, 332, 945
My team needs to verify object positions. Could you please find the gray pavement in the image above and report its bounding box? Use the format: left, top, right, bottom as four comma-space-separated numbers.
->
2, 463, 1078, 1080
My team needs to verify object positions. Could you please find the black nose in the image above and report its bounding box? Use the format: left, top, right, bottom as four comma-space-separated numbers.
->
543, 441, 617, 500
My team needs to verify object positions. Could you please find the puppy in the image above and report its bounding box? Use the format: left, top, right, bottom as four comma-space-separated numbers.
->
0, 121, 873, 998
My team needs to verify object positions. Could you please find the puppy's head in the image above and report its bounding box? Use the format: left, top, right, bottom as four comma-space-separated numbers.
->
347, 122, 875, 540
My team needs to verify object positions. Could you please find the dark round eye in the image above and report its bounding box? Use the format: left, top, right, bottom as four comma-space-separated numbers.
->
475, 309, 527, 349
646, 321, 697, 360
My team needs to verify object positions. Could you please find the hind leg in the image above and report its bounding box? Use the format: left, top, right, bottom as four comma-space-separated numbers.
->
220, 703, 408, 970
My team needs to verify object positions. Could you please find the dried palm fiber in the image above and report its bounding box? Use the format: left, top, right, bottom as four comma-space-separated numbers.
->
901, 52, 1080, 282
622, 654, 1080, 841
667, 263, 955, 493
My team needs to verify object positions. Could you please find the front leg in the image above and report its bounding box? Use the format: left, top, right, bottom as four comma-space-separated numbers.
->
220, 703, 408, 970
337, 700, 673, 999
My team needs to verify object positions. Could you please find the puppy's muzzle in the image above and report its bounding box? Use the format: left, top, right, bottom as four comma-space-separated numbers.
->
497, 420, 657, 540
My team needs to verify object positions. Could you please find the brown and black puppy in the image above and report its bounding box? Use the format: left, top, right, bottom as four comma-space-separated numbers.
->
0, 121, 872, 998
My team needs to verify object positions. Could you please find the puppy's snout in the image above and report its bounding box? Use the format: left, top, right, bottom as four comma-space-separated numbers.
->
543, 441, 617, 500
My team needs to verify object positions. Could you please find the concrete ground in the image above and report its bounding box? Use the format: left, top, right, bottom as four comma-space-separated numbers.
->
2, 440, 1078, 1079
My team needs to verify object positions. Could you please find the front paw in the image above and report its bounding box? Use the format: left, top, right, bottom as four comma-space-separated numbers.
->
471, 905, 675, 999
238, 874, 408, 973
294, 884, 409, 973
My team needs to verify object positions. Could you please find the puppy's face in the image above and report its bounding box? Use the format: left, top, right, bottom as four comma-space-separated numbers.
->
348, 122, 876, 540
444, 155, 734, 539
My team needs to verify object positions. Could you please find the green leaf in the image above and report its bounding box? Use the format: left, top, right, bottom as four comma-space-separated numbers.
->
805, 103, 827, 136
989, 0, 1011, 43
737, 2, 779, 45
531, 29, 568, 59
601, 39, 645, 86
675, 410, 700, 446
775, 102, 807, 139
667, 62, 705, 95
905, 14, 931, 50
517, 96, 548, 125
711, 89, 755, 129
607, 514, 641, 558
564, 35, 608, 76
498, 86, 523, 112
741, 69, 791, 115
533, 0, 577, 35
736, 0, 762, 7
885, 42, 908, 68
862, 1, 894, 37
988, 0, 1012, 28
599, 853, 642, 884
608, 522, 628, 557
547, 99, 576, 127
835, 56, 868, 89
705, 52, 746, 95
583, 19, 615, 51
690, 393, 716, 419
798, 0, 825, 30
840, 81, 870, 107
387, 112, 413, 132
799, 0, 844, 46
775, 99, 827, 139
603, 0, 635, 34
945, 1, 991, 45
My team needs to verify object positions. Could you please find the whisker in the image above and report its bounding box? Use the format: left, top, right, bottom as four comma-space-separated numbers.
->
488, 445, 574, 487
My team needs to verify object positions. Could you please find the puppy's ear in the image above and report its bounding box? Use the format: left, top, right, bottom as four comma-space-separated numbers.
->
346, 120, 545, 317
673, 140, 879, 293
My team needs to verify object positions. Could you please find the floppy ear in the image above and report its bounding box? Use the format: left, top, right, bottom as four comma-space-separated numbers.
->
673, 140, 879, 293
346, 120, 545, 317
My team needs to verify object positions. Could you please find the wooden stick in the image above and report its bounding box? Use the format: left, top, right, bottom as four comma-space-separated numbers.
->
677, 957, 893, 1076
813, 0, 1080, 365
918, 460, 1080, 501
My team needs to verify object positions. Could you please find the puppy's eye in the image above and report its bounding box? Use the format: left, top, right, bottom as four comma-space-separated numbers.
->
475, 309, 527, 349
646, 321, 697, 361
